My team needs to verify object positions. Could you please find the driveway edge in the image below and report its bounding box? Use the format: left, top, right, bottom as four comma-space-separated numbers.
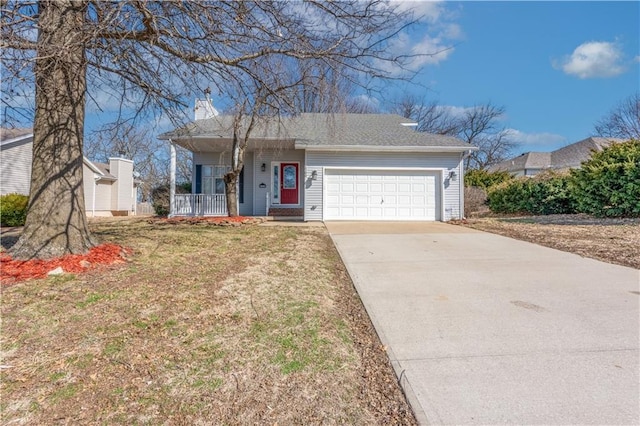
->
328, 231, 430, 425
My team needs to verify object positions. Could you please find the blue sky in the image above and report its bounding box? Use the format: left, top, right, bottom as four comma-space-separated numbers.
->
13, 1, 635, 158
393, 0, 639, 153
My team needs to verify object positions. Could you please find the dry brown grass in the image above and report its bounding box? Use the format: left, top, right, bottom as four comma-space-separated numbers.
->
463, 214, 640, 270
1, 218, 415, 425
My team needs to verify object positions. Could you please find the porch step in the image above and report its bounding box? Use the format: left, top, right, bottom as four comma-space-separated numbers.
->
265, 216, 304, 222
267, 208, 303, 217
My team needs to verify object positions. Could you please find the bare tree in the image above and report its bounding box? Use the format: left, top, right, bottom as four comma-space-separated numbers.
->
390, 95, 515, 169
390, 94, 460, 134
85, 124, 191, 202
1, 1, 419, 259
594, 93, 640, 140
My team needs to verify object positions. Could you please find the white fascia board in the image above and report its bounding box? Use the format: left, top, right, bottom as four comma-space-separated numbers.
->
83, 157, 104, 175
0, 134, 33, 148
296, 143, 478, 153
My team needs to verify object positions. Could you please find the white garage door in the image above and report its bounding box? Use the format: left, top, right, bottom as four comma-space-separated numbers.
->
324, 169, 439, 221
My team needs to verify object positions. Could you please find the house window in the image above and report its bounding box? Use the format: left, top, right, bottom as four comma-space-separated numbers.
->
202, 165, 229, 195
273, 165, 279, 200
198, 165, 243, 203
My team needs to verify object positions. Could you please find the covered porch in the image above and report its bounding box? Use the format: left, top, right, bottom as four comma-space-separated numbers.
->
167, 138, 305, 218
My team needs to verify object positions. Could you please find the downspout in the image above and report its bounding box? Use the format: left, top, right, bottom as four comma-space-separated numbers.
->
170, 140, 176, 217
460, 150, 473, 219
92, 175, 100, 217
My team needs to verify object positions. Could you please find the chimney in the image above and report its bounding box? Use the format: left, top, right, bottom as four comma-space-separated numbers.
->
194, 87, 219, 120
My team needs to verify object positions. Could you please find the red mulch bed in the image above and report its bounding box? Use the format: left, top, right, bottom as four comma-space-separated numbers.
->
0, 243, 130, 286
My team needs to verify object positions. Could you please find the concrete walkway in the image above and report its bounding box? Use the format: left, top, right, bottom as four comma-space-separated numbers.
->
326, 222, 640, 425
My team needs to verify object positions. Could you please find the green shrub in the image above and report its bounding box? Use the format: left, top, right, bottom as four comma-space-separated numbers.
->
465, 169, 513, 190
488, 172, 575, 215
151, 182, 191, 216
569, 140, 640, 217
0, 193, 29, 226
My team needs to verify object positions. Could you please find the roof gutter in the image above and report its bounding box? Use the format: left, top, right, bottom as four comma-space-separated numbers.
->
296, 143, 479, 153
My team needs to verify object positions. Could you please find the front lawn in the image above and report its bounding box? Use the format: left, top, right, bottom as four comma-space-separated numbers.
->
463, 214, 640, 269
1, 218, 415, 424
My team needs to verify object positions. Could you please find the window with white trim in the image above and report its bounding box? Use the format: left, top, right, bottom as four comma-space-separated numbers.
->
202, 165, 230, 195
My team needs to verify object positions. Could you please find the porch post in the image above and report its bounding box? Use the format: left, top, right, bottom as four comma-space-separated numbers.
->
169, 140, 176, 217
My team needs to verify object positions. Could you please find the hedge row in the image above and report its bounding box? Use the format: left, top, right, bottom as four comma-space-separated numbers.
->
487, 172, 575, 215
485, 140, 640, 218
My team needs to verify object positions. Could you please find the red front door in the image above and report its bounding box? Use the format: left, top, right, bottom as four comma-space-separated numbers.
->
280, 163, 299, 204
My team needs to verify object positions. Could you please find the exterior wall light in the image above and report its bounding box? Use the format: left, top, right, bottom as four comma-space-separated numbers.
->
449, 170, 457, 181
261, 163, 266, 172
311, 170, 318, 180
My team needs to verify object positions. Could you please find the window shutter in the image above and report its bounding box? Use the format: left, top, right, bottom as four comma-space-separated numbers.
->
195, 165, 202, 194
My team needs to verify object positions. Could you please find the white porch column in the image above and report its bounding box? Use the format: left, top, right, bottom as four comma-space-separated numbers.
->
169, 140, 176, 217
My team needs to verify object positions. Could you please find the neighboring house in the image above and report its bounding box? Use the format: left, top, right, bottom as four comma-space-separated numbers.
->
159, 100, 477, 221
489, 137, 624, 176
0, 128, 138, 216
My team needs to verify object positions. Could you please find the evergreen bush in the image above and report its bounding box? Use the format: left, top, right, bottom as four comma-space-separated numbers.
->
570, 140, 640, 217
464, 169, 513, 190
0, 193, 29, 226
487, 172, 575, 215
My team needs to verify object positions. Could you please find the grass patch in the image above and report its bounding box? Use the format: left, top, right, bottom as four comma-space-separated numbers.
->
1, 218, 416, 425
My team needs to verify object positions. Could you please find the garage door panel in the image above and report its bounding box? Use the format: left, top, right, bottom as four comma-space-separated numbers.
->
397, 195, 411, 205
325, 169, 440, 221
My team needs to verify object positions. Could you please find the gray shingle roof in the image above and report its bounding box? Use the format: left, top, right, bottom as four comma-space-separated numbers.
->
160, 113, 473, 150
489, 137, 625, 173
91, 162, 117, 180
490, 152, 552, 172
550, 137, 623, 170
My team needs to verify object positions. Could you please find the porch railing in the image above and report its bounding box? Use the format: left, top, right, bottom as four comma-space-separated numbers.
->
172, 194, 228, 216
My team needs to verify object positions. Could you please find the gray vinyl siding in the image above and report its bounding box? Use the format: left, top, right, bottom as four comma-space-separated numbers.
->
0, 137, 33, 195
304, 151, 464, 221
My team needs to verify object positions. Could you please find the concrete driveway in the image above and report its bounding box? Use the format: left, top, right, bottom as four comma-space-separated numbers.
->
326, 222, 640, 425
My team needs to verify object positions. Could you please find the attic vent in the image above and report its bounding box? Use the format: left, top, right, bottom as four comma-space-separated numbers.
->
400, 122, 418, 127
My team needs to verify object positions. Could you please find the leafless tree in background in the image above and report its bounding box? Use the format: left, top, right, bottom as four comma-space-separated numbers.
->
1, 0, 421, 259
594, 93, 640, 141
390, 95, 515, 169
84, 124, 192, 202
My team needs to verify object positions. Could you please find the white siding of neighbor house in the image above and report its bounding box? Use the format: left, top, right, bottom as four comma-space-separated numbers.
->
82, 163, 115, 216
0, 137, 33, 195
192, 151, 255, 216
109, 158, 135, 212
94, 181, 114, 212
304, 151, 464, 222
82, 163, 95, 213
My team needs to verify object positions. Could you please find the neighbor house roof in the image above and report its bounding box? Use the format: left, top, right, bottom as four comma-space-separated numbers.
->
489, 137, 625, 173
0, 128, 33, 146
550, 137, 622, 170
85, 160, 117, 181
159, 113, 476, 152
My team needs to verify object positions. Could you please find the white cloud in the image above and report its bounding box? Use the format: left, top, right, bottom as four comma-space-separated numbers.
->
376, 2, 463, 75
504, 129, 566, 147
555, 41, 626, 79
393, 0, 445, 23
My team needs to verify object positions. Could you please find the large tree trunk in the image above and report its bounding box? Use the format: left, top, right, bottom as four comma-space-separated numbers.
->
10, 0, 95, 260
224, 171, 240, 217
